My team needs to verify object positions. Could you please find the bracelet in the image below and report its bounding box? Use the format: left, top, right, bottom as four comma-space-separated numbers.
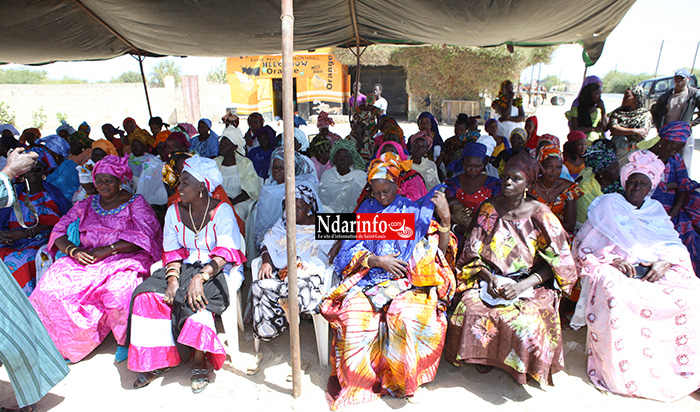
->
360, 254, 372, 268
532, 273, 543, 284
165, 266, 180, 274
27, 228, 34, 238
438, 224, 451, 233
110, 243, 117, 255
66, 245, 77, 257
165, 272, 180, 281
198, 272, 211, 282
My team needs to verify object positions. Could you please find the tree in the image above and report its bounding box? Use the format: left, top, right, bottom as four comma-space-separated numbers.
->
0, 102, 16, 125
32, 106, 47, 129
0, 68, 48, 84
110, 71, 143, 83
149, 59, 181, 87
540, 75, 563, 90
602, 71, 653, 94
56, 112, 68, 123
207, 59, 227, 84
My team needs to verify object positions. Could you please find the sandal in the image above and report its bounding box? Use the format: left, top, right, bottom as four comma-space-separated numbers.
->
476, 365, 494, 374
133, 367, 171, 389
191, 368, 209, 394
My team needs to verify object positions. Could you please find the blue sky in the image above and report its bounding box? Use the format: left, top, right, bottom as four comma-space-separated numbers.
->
6, 0, 699, 84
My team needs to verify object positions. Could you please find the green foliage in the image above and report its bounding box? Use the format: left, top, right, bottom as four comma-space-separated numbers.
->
207, 60, 227, 84
32, 106, 47, 129
333, 45, 396, 67
149, 59, 181, 87
0, 68, 87, 84
0, 102, 16, 125
110, 71, 143, 83
540, 75, 563, 90
602, 71, 653, 94
56, 112, 68, 123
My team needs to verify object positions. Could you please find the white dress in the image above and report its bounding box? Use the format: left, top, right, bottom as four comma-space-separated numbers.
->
318, 167, 366, 213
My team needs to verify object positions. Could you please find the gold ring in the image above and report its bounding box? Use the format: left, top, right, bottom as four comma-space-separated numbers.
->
195, 295, 203, 302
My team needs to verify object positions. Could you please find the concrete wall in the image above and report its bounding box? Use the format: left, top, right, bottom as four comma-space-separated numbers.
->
0, 75, 232, 136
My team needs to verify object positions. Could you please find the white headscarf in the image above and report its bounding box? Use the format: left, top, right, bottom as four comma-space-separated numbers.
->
182, 155, 223, 194
285, 128, 309, 151
220, 126, 246, 152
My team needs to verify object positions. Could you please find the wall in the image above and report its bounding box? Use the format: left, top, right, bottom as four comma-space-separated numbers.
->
0, 75, 232, 136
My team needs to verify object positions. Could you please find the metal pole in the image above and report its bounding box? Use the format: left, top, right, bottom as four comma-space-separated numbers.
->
137, 55, 153, 119
691, 42, 699, 75
281, 0, 301, 398
654, 40, 664, 77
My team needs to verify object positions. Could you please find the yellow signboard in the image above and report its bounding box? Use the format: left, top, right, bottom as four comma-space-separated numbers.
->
227, 49, 349, 119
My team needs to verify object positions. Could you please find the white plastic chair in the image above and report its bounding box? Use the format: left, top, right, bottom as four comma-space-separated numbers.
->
251, 256, 331, 367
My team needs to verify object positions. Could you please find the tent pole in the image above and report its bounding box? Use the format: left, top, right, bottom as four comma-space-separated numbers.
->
691, 42, 699, 75
281, 0, 301, 398
137, 55, 153, 119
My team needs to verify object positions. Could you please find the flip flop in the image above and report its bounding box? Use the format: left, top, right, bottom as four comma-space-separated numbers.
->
191, 368, 209, 394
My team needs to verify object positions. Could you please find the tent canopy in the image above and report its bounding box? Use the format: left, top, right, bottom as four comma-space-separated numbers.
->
3, 0, 635, 65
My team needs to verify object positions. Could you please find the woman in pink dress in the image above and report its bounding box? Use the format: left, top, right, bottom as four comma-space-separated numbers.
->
572, 150, 700, 401
30, 155, 162, 363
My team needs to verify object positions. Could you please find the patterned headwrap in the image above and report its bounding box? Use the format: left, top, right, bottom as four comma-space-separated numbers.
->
330, 138, 366, 170
510, 127, 527, 142
366, 95, 377, 106
583, 140, 617, 174
122, 117, 138, 130
409, 130, 433, 149
283, 184, 320, 223
367, 152, 413, 183
620, 149, 665, 191
56, 120, 75, 135
629, 84, 646, 109
78, 122, 91, 136
70, 130, 92, 148
162, 151, 192, 188
383, 124, 405, 142
659, 120, 691, 143
221, 112, 240, 128
19, 128, 41, 145
505, 150, 542, 187
91, 139, 118, 156
36, 134, 70, 158
567, 130, 586, 142
182, 155, 223, 195
167, 132, 191, 149
491, 80, 523, 110
536, 143, 562, 164
538, 133, 560, 148
154, 130, 172, 146
308, 135, 331, 158
93, 154, 133, 183
317, 111, 335, 128
269, 148, 316, 178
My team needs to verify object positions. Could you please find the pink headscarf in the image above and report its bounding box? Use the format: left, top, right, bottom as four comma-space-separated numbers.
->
317, 111, 335, 129
93, 155, 133, 183
375, 141, 408, 160
567, 130, 586, 142
620, 150, 665, 191
409, 130, 434, 149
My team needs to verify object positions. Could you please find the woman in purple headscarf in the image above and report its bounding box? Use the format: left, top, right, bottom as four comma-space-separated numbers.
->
30, 155, 163, 364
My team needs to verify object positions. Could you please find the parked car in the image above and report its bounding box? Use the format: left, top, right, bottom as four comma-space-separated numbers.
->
638, 74, 698, 110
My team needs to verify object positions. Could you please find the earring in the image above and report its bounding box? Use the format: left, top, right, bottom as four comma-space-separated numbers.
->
307, 209, 314, 216
199, 191, 203, 198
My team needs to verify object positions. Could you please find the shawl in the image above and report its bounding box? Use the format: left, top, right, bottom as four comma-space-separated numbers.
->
319, 166, 367, 213
608, 84, 652, 135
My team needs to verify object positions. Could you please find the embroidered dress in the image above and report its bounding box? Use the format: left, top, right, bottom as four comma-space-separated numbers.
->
127, 202, 245, 372
321, 186, 456, 410
444, 201, 577, 385
445, 175, 502, 213
29, 194, 162, 362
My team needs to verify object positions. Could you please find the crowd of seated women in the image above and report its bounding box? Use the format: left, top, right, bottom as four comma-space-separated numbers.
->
0, 76, 698, 408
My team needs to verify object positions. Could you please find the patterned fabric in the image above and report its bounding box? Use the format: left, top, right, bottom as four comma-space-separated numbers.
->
445, 201, 577, 385
352, 104, 382, 158
584, 140, 618, 174
317, 110, 335, 128
321, 215, 457, 410
367, 152, 413, 182
445, 175, 501, 213
608, 85, 653, 143
491, 80, 523, 111
621, 150, 665, 191
659, 120, 691, 143
537, 143, 562, 164
529, 181, 583, 223
652, 154, 700, 275
573, 206, 699, 401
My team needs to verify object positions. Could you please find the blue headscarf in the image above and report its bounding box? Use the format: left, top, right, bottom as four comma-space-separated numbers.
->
36, 134, 70, 158
447, 142, 488, 174
334, 184, 445, 287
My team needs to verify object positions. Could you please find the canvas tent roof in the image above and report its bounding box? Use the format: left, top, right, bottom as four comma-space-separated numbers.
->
2, 0, 635, 65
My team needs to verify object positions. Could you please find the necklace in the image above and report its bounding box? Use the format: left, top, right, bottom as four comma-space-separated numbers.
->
539, 180, 558, 195
188, 195, 211, 240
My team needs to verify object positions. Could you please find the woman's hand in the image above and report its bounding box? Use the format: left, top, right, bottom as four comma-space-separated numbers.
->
499, 282, 526, 300
164, 277, 179, 305
484, 275, 501, 299
431, 190, 451, 223
186, 274, 208, 312
73, 248, 95, 266
89, 246, 112, 263
259, 262, 274, 279
370, 253, 408, 277
642, 260, 670, 283
634, 128, 648, 138
612, 258, 635, 278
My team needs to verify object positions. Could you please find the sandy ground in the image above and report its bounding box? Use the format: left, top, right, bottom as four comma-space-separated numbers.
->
2, 97, 700, 411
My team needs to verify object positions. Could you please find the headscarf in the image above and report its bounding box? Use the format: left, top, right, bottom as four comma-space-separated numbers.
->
620, 150, 665, 191
56, 120, 75, 135
538, 133, 560, 149
175, 123, 198, 138
268, 148, 317, 179
608, 85, 651, 133
167, 132, 191, 149
571, 75, 602, 108
248, 113, 264, 126
447, 142, 488, 174
567, 130, 586, 143
505, 150, 542, 187
282, 184, 320, 224
162, 152, 193, 188
417, 112, 442, 144
0, 124, 19, 136
367, 152, 413, 183
293, 115, 307, 127
659, 120, 691, 143
182, 155, 223, 195
70, 129, 92, 148
491, 80, 523, 110
219, 127, 246, 152
536, 143, 562, 164
584, 140, 617, 174
29, 147, 57, 172
198, 118, 212, 129
383, 124, 404, 142
484, 118, 497, 131
154, 130, 172, 146
409, 130, 434, 149
524, 116, 540, 149
375, 141, 409, 160
122, 117, 138, 130
20, 128, 41, 144
93, 154, 133, 183
317, 111, 335, 128
510, 128, 527, 143
330, 138, 366, 170
286, 128, 309, 151
1, 133, 18, 150
222, 112, 240, 128
36, 134, 70, 158
78, 122, 91, 136
308, 135, 331, 158
366, 95, 377, 106
91, 139, 118, 156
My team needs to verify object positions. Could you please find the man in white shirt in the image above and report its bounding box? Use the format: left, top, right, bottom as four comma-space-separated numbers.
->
373, 84, 388, 115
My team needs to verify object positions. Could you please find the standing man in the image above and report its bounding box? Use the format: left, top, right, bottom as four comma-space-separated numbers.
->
651, 69, 700, 168
373, 84, 388, 115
